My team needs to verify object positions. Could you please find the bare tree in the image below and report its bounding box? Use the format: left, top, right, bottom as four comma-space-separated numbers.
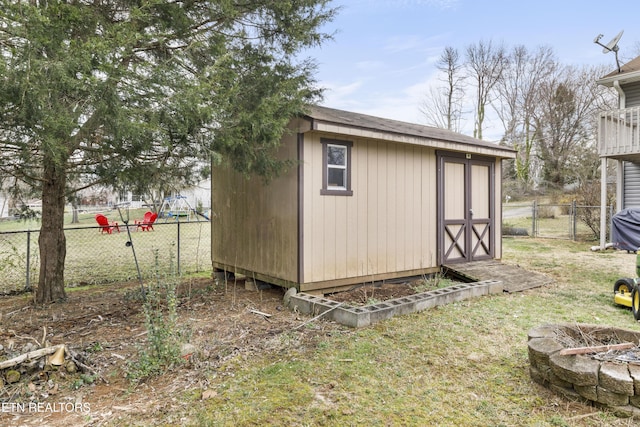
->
495, 45, 557, 188
420, 46, 465, 132
419, 41, 618, 197
465, 40, 507, 140
533, 66, 603, 188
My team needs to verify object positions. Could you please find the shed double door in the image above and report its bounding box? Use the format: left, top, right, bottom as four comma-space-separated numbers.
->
438, 154, 494, 264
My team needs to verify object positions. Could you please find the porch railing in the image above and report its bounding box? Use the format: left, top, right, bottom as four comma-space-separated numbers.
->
599, 106, 640, 157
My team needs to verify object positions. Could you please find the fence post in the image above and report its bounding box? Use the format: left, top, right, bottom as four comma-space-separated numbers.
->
572, 200, 577, 241
26, 230, 31, 291
532, 200, 537, 237
177, 220, 181, 276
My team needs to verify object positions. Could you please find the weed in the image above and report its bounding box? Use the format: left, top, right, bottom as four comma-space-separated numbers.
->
0, 241, 25, 273
70, 378, 84, 390
316, 341, 330, 351
126, 251, 188, 383
365, 297, 381, 306
411, 273, 457, 293
122, 288, 146, 303
549, 416, 569, 427
85, 342, 104, 353
362, 284, 375, 304
0, 239, 31, 292
70, 374, 96, 390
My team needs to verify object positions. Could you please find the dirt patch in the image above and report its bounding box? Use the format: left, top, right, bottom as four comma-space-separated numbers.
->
0, 278, 344, 426
326, 279, 452, 306
0, 275, 458, 425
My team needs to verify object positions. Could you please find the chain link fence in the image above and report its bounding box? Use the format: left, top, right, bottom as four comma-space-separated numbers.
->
502, 201, 614, 242
0, 220, 211, 294
0, 201, 613, 294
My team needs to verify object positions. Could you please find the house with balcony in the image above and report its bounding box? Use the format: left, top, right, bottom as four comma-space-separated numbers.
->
597, 56, 640, 248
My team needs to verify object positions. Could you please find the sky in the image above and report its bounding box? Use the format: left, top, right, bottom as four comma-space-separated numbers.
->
303, 0, 640, 142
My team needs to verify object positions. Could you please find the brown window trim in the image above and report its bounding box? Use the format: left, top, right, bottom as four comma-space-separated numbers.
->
320, 138, 353, 196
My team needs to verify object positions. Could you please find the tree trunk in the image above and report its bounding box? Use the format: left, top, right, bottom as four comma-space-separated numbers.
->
35, 161, 67, 304
71, 197, 79, 224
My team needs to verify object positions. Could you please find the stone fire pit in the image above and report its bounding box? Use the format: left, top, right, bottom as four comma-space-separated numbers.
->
528, 323, 640, 418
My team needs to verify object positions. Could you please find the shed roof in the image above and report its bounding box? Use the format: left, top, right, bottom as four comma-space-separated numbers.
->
302, 105, 516, 159
597, 56, 640, 86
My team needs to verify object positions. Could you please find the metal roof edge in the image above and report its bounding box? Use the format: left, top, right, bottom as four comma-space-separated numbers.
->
301, 105, 516, 157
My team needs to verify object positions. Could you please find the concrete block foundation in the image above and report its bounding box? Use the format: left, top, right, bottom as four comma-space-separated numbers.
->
288, 280, 502, 328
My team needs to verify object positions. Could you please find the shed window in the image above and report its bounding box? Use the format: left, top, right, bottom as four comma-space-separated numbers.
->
321, 139, 353, 196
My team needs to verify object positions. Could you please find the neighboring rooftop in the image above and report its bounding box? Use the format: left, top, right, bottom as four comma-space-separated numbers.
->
597, 55, 640, 86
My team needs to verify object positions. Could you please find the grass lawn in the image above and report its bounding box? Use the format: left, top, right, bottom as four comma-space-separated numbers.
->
0, 208, 142, 231
176, 238, 639, 427
0, 209, 211, 292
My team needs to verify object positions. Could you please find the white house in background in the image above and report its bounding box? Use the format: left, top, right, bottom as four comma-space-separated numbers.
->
116, 178, 211, 213
182, 178, 211, 212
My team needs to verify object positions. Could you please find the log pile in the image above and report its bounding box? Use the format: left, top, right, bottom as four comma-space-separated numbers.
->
1, 334, 103, 396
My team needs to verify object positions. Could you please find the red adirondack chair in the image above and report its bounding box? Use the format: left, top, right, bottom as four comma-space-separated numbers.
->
135, 211, 158, 231
95, 214, 120, 234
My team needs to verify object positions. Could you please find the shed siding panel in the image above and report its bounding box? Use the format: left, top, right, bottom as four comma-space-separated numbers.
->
366, 141, 380, 277
380, 142, 392, 273
335, 196, 348, 279
402, 148, 413, 270
423, 149, 436, 266
306, 135, 323, 280
321, 193, 334, 279
211, 134, 299, 283
345, 193, 359, 277
404, 147, 416, 270
355, 142, 369, 278
303, 133, 437, 284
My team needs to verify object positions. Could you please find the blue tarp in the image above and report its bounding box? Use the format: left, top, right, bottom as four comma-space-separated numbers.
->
611, 208, 640, 251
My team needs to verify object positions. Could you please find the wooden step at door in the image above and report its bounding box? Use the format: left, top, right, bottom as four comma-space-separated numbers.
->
443, 260, 551, 293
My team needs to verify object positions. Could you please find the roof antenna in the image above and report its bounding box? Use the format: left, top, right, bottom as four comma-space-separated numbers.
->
594, 30, 624, 72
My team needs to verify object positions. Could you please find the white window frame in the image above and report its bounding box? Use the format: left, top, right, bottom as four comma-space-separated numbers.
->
321, 138, 353, 196
327, 144, 347, 190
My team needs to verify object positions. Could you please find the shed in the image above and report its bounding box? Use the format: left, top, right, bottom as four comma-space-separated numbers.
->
211, 105, 516, 293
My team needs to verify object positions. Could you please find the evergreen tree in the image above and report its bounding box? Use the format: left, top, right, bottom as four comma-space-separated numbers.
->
0, 0, 336, 303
